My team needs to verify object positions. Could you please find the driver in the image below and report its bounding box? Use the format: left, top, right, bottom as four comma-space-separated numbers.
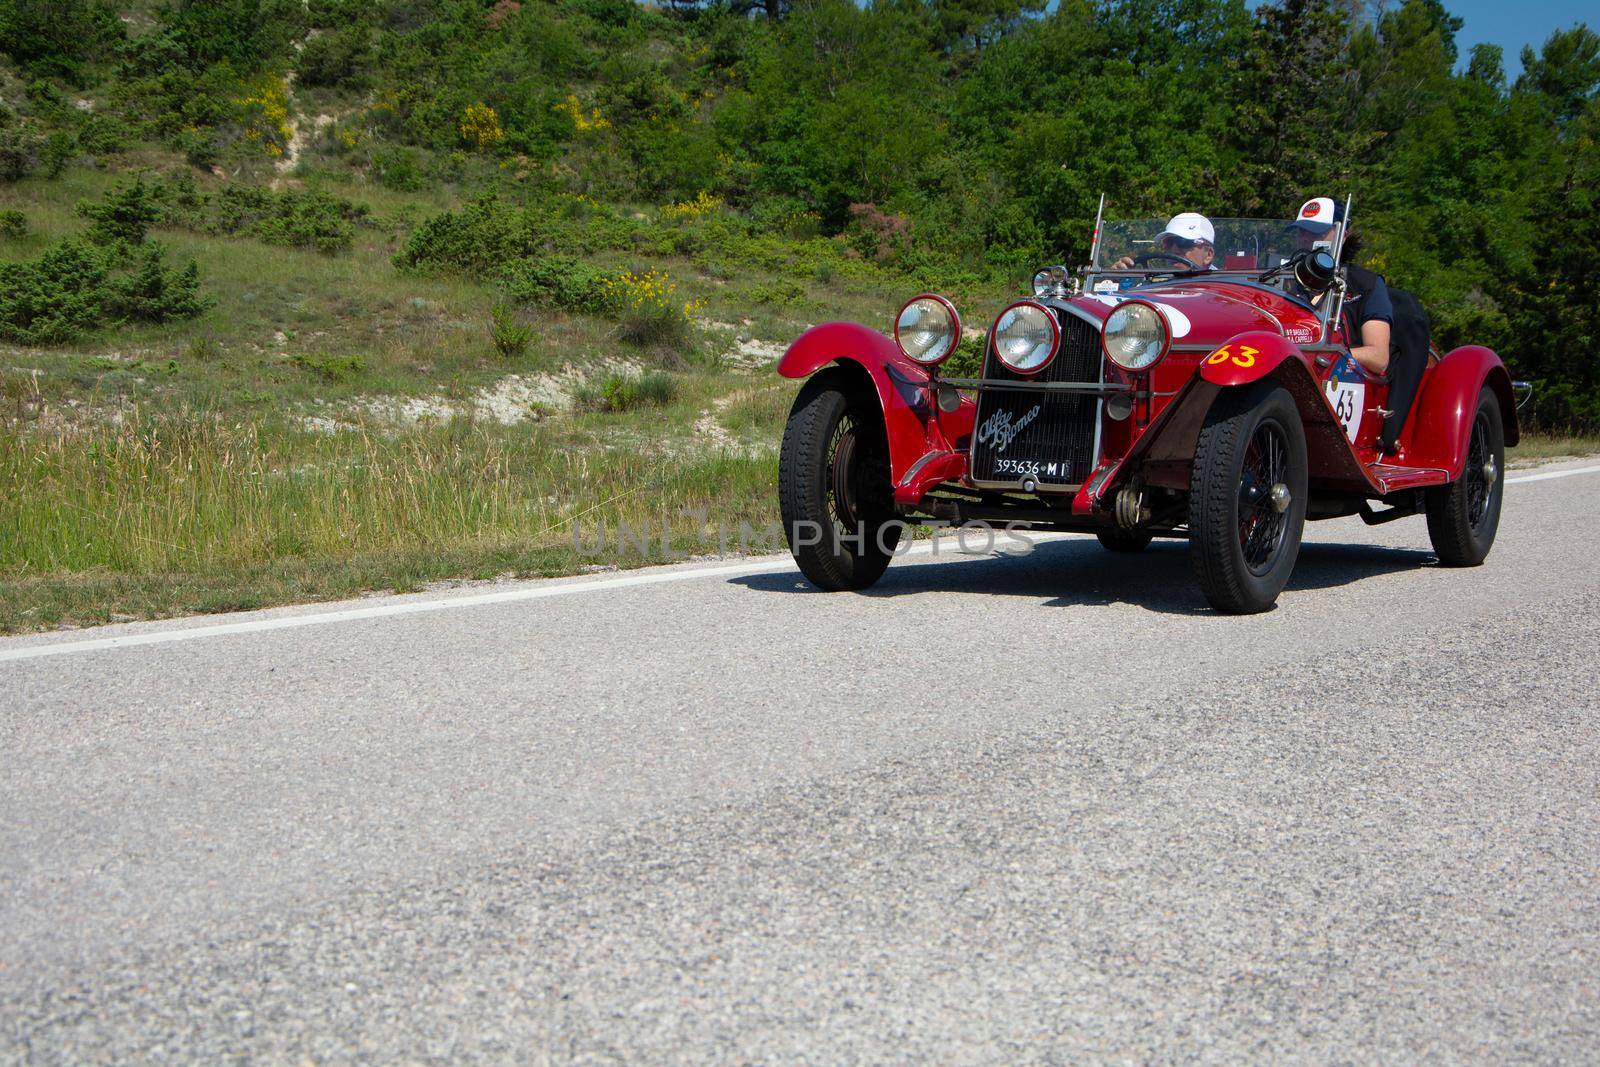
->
1111, 212, 1216, 271
1292, 196, 1391, 375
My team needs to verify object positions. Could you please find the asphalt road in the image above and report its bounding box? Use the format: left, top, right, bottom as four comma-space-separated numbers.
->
3, 460, 1599, 1063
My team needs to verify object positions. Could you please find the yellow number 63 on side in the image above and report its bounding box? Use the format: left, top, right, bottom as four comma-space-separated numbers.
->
1207, 344, 1258, 368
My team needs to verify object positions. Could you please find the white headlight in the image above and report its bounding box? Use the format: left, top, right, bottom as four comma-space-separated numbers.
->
992, 301, 1060, 374
1101, 300, 1170, 372
895, 294, 960, 366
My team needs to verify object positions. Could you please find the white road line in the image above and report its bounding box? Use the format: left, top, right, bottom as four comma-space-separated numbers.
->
0, 536, 1056, 664
2, 465, 1597, 665
1506, 464, 1600, 484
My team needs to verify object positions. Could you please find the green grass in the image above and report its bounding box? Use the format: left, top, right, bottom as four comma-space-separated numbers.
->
0, 157, 992, 633
1508, 431, 1600, 465
0, 409, 779, 632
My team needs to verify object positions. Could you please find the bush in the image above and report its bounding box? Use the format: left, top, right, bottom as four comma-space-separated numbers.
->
289, 352, 366, 382
0, 126, 41, 182
499, 254, 613, 314
943, 332, 986, 378
77, 176, 161, 244
371, 144, 431, 192
489, 303, 534, 358
0, 241, 107, 343
213, 186, 364, 254
106, 245, 210, 323
297, 25, 371, 88
574, 371, 676, 413
394, 196, 541, 275
600, 269, 700, 348
0, 210, 27, 239
0, 239, 209, 344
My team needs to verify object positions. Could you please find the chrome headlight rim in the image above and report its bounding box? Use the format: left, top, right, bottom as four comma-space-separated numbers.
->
1100, 297, 1171, 373
894, 293, 962, 367
991, 299, 1061, 375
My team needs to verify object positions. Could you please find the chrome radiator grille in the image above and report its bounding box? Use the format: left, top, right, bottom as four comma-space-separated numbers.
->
968, 310, 1102, 488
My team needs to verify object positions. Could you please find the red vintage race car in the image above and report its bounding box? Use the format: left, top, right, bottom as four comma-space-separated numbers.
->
775, 201, 1519, 613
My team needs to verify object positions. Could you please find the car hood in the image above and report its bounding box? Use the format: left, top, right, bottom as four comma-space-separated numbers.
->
1064, 281, 1323, 346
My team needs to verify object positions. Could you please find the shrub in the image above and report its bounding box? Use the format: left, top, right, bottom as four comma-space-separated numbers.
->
394, 197, 540, 275
214, 186, 362, 254
600, 269, 701, 348
489, 304, 534, 358
0, 238, 209, 344
289, 352, 366, 382
943, 332, 986, 378
574, 371, 677, 413
297, 25, 371, 88
0, 241, 107, 343
106, 245, 210, 323
0, 126, 41, 182
749, 279, 806, 306
75, 114, 132, 156
0, 210, 27, 239
371, 144, 431, 191
499, 255, 613, 314
77, 176, 160, 244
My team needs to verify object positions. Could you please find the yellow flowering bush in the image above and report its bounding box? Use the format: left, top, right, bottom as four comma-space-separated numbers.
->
601, 269, 700, 347
660, 190, 723, 222
237, 77, 293, 159
556, 94, 611, 132
459, 102, 505, 151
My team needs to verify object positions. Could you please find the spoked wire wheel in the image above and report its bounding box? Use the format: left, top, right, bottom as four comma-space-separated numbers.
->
1238, 420, 1292, 575
1189, 380, 1308, 614
1426, 385, 1505, 566
779, 371, 901, 590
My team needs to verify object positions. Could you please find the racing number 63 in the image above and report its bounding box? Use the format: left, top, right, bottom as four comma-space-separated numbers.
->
1207, 344, 1258, 368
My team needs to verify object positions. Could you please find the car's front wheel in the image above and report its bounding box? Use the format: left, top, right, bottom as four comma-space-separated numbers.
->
1189, 380, 1309, 614
1425, 385, 1504, 566
778, 370, 901, 591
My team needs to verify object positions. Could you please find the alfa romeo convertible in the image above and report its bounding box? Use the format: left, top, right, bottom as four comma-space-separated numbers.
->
774, 199, 1518, 613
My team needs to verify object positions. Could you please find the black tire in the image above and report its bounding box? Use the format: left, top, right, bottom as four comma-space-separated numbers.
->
1096, 528, 1153, 553
1189, 380, 1309, 614
1425, 386, 1504, 566
778, 371, 901, 591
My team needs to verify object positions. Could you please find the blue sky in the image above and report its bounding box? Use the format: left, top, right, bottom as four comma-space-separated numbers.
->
1444, 0, 1594, 79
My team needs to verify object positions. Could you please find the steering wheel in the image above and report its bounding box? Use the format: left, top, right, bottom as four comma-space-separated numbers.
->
1132, 251, 1200, 270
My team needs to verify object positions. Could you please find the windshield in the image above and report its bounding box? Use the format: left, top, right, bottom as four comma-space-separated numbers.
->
1092, 217, 1342, 273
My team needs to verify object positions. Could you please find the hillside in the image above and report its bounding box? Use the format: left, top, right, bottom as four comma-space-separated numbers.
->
1, 0, 1597, 631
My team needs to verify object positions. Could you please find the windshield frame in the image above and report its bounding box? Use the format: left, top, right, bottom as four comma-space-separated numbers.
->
1081, 200, 1353, 346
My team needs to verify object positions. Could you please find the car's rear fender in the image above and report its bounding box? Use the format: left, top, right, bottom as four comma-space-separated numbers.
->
778, 322, 974, 501
1401, 345, 1520, 477
1100, 331, 1368, 496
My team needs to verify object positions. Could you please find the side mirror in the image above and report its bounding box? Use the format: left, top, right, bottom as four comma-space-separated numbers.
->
1293, 249, 1338, 294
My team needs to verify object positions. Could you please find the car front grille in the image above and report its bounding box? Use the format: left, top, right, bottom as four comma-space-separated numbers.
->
968, 309, 1102, 488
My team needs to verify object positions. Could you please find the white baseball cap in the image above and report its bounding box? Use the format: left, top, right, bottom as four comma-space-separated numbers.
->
1158, 212, 1214, 246
1291, 196, 1343, 233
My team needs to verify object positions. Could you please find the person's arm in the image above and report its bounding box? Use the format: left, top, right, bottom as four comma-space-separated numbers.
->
1351, 318, 1391, 375
1349, 275, 1393, 374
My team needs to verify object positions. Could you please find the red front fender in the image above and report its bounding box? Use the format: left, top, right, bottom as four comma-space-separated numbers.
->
778, 322, 974, 502
1196, 330, 1303, 387
1402, 345, 1520, 477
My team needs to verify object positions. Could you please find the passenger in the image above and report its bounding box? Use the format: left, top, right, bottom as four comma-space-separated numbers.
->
1292, 197, 1391, 375
1111, 213, 1216, 271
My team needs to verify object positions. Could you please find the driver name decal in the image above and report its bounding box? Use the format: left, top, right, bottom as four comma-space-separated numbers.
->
977, 405, 1041, 454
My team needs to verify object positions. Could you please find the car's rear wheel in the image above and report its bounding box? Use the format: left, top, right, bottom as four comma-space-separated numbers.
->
1425, 386, 1504, 566
1189, 380, 1308, 614
778, 370, 900, 591
1096, 529, 1153, 553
